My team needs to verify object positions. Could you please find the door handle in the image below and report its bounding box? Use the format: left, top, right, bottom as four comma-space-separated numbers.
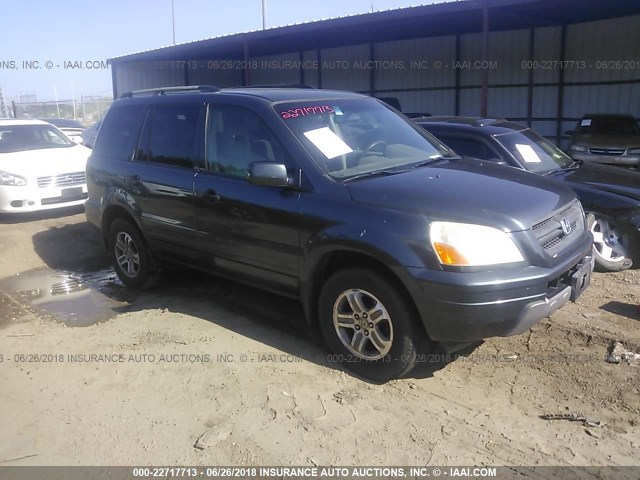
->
199, 189, 221, 204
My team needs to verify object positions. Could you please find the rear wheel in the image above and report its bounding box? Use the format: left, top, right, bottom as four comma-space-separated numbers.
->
318, 268, 425, 382
587, 213, 633, 272
108, 218, 158, 289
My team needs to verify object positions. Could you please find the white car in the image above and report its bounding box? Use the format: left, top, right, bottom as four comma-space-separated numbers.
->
0, 119, 91, 213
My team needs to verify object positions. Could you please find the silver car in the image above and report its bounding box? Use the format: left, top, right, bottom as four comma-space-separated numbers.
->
567, 114, 640, 167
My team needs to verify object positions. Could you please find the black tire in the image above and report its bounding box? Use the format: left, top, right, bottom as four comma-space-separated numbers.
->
586, 213, 633, 272
318, 268, 425, 382
107, 218, 158, 289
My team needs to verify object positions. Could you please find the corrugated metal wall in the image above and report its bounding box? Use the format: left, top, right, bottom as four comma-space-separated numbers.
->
112, 14, 640, 146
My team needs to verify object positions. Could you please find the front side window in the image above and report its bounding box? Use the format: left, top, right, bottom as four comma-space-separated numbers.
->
494, 128, 574, 173
0, 125, 74, 153
275, 99, 456, 179
206, 105, 288, 178
435, 135, 502, 161
137, 105, 204, 169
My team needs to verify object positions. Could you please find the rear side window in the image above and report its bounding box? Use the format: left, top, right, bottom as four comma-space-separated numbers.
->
93, 105, 145, 159
136, 105, 204, 169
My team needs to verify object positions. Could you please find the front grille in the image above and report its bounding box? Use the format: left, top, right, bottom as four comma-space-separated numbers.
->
588, 148, 625, 156
37, 171, 86, 188
532, 201, 585, 258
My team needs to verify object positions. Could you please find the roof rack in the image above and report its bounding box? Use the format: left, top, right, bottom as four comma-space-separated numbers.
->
120, 85, 220, 98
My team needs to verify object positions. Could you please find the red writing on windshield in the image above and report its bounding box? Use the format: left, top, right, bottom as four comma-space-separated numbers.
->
280, 105, 335, 119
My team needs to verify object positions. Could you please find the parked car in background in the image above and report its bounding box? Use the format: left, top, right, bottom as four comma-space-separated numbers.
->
39, 118, 86, 144
81, 119, 102, 148
86, 86, 593, 381
416, 116, 640, 272
377, 96, 430, 119
566, 114, 640, 167
0, 119, 90, 213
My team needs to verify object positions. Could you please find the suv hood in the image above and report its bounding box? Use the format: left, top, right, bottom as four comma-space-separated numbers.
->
346, 158, 577, 232
562, 162, 640, 202
574, 134, 640, 149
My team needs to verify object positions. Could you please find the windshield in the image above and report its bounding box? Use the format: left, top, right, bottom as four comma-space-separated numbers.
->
0, 124, 74, 153
275, 99, 456, 179
493, 128, 574, 174
576, 116, 640, 136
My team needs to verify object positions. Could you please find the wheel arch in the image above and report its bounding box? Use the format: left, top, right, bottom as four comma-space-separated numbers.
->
301, 247, 430, 340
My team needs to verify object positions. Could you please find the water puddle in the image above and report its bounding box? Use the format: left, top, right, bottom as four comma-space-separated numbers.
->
0, 264, 306, 337
0, 267, 135, 327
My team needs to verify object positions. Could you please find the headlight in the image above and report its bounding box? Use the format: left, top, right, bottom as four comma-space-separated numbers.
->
571, 145, 587, 152
626, 148, 640, 155
0, 171, 27, 186
430, 222, 524, 266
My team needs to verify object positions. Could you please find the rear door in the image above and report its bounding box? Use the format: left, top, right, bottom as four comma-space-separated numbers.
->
193, 104, 301, 291
131, 103, 205, 264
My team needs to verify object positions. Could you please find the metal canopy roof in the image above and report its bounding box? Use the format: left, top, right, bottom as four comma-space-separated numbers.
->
110, 0, 640, 63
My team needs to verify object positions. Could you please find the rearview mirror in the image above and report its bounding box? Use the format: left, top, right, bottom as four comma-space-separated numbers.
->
247, 162, 289, 188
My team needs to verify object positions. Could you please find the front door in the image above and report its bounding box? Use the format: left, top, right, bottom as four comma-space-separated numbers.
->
193, 104, 300, 291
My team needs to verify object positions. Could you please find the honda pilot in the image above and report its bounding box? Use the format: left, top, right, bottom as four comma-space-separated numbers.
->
85, 86, 593, 381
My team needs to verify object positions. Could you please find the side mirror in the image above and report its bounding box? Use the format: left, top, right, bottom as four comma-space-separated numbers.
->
247, 162, 289, 188
71, 136, 83, 144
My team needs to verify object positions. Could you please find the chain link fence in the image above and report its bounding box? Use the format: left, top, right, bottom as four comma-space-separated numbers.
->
12, 97, 112, 125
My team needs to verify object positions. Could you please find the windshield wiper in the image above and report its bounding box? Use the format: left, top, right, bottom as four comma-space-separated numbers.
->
343, 169, 410, 183
410, 155, 458, 169
543, 161, 582, 176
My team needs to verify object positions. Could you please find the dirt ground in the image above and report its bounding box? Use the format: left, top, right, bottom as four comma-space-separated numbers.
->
0, 208, 638, 467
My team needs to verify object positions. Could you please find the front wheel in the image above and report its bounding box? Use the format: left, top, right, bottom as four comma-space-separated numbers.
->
318, 268, 426, 382
587, 213, 633, 272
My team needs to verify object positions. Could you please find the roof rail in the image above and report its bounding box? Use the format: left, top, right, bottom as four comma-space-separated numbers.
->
120, 85, 220, 98
473, 118, 504, 127
233, 84, 315, 89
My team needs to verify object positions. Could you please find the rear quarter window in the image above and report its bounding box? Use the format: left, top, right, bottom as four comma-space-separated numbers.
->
93, 105, 145, 160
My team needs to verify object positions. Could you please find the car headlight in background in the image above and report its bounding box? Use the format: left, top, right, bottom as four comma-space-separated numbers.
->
571, 145, 588, 152
0, 171, 27, 186
626, 148, 640, 155
430, 222, 524, 266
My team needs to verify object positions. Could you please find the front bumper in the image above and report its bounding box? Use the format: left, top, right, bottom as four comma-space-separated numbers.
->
0, 183, 88, 213
403, 234, 593, 342
571, 152, 640, 166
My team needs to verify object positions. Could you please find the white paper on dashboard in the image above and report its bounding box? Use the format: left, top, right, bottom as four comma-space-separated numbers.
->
515, 143, 542, 163
303, 127, 353, 159
581, 119, 592, 126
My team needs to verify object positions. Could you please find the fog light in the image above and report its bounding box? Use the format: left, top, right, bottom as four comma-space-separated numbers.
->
10, 200, 24, 208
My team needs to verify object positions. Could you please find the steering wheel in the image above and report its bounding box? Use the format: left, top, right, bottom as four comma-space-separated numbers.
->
362, 140, 386, 157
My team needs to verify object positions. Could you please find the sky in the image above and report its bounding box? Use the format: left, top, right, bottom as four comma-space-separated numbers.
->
0, 0, 437, 102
